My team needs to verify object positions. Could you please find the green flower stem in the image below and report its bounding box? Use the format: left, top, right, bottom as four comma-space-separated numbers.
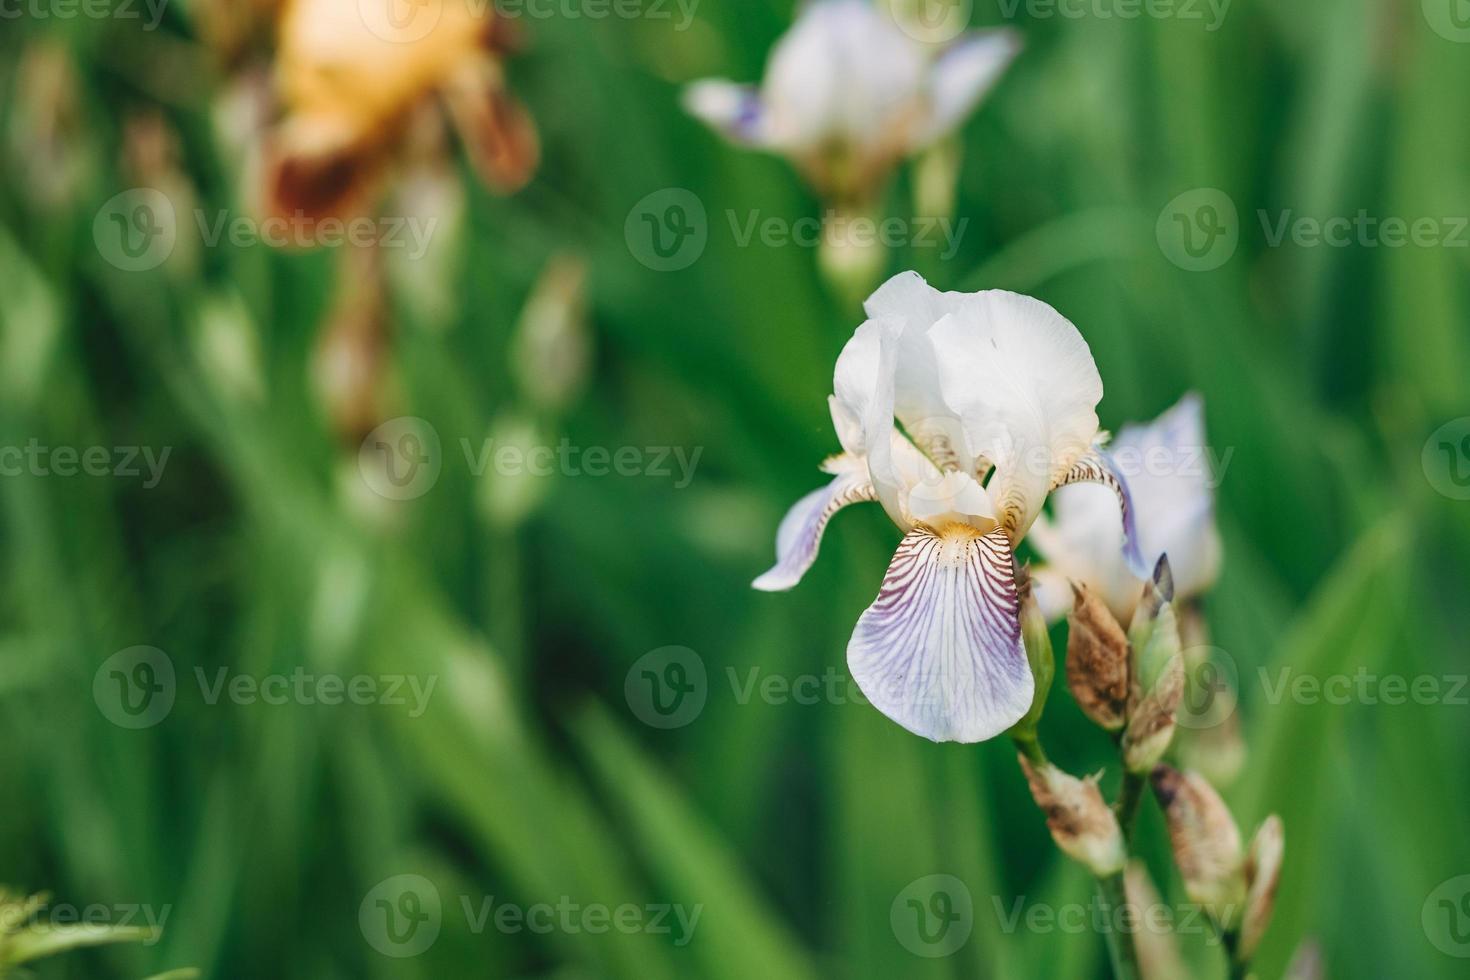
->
1115, 768, 1147, 843
1096, 871, 1142, 980
1011, 734, 1142, 980
1221, 926, 1249, 980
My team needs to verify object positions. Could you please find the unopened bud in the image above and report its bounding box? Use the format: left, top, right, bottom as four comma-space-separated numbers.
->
312, 246, 389, 444
1019, 755, 1126, 876
1122, 651, 1184, 773
1122, 557, 1184, 769
1238, 815, 1284, 962
1150, 765, 1245, 926
1129, 557, 1180, 703
512, 252, 590, 414
1010, 572, 1054, 740
1066, 582, 1130, 731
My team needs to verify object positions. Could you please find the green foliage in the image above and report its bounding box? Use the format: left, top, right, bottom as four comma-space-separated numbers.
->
1, 2, 1467, 978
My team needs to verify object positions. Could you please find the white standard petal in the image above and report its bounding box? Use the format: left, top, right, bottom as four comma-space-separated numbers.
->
847, 524, 1033, 742
919, 29, 1022, 146
754, 460, 877, 592
929, 290, 1103, 539
681, 79, 769, 146
761, 0, 925, 154
862, 271, 983, 475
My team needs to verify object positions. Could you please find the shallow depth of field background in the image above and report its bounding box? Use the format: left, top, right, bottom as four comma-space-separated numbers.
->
2, 1, 1469, 977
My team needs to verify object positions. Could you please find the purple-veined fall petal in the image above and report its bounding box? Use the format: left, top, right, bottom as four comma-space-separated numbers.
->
846, 524, 1033, 742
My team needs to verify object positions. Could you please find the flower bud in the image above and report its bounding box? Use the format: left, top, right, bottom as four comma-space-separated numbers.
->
312, 246, 389, 444
1238, 814, 1284, 961
1122, 557, 1184, 770
1065, 582, 1130, 731
1010, 572, 1054, 740
1150, 765, 1245, 927
1122, 652, 1184, 773
511, 252, 590, 414
1019, 755, 1126, 876
1129, 556, 1180, 701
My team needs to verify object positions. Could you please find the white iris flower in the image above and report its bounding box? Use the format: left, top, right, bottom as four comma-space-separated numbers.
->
683, 0, 1020, 202
755, 271, 1145, 743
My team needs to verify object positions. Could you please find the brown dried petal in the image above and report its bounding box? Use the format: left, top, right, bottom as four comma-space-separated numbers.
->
1066, 582, 1131, 731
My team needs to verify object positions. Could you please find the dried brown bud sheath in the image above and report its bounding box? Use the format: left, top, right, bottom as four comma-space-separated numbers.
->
1019, 754, 1126, 876
1066, 582, 1131, 731
1150, 764, 1245, 926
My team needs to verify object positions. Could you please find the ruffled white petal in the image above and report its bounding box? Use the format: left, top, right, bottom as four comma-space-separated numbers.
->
754, 462, 877, 592
920, 29, 1022, 145
862, 272, 984, 476
761, 0, 926, 154
928, 290, 1103, 538
847, 524, 1032, 742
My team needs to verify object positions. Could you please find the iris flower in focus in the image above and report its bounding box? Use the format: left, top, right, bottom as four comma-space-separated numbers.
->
754, 271, 1144, 743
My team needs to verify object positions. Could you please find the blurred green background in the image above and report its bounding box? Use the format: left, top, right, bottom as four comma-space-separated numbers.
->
2, 0, 1469, 977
